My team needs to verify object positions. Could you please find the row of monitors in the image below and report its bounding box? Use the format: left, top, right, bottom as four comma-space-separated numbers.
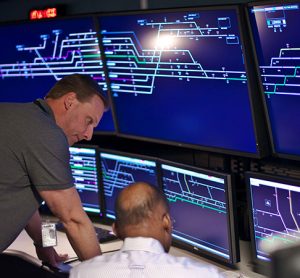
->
57, 144, 300, 271
68, 144, 240, 266
1, 1, 300, 160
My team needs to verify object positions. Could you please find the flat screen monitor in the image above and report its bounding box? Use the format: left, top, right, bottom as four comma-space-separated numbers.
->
246, 171, 300, 271
98, 6, 263, 156
160, 160, 239, 265
99, 149, 159, 220
0, 16, 115, 133
247, 1, 300, 159
69, 145, 102, 215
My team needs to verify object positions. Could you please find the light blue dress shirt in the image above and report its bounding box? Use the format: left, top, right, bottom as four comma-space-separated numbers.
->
70, 237, 224, 278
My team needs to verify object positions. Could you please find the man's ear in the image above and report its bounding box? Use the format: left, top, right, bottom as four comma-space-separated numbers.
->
64, 92, 76, 110
162, 212, 172, 234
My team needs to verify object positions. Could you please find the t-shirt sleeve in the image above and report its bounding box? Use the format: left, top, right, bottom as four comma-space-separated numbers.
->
23, 127, 74, 191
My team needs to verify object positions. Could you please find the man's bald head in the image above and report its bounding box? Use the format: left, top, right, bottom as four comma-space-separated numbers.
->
115, 182, 168, 227
113, 182, 172, 252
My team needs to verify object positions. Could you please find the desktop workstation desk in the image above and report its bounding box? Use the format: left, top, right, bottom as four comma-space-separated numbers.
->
4, 145, 272, 277
4, 147, 269, 278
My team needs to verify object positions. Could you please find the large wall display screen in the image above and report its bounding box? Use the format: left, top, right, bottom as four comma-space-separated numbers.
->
248, 2, 300, 158
99, 7, 259, 155
0, 17, 114, 132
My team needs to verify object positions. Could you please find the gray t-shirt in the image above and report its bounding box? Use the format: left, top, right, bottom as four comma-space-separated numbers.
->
0, 99, 74, 251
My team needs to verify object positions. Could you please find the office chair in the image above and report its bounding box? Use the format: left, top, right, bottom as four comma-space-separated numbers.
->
270, 244, 300, 278
0, 249, 68, 278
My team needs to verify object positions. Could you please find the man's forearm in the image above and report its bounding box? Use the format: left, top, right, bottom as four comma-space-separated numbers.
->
39, 187, 101, 261
62, 215, 101, 260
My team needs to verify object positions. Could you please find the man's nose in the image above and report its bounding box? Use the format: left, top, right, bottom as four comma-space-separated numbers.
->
83, 125, 93, 141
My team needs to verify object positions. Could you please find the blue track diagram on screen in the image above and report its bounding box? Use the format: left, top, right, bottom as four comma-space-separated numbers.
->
101, 12, 246, 96
251, 4, 300, 96
0, 28, 106, 89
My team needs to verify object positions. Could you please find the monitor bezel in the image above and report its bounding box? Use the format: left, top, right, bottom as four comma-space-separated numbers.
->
245, 0, 300, 161
158, 158, 240, 266
92, 15, 119, 136
245, 171, 300, 275
98, 148, 160, 224
97, 4, 270, 158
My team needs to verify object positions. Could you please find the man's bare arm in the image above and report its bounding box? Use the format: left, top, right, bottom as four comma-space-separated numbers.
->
39, 187, 101, 260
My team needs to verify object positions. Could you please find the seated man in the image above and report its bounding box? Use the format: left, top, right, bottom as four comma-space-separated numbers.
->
70, 182, 224, 278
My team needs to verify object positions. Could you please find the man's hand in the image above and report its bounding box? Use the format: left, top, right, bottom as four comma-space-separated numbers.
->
35, 245, 68, 267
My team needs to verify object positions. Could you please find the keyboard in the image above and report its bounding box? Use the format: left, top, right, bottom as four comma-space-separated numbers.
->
94, 226, 118, 243
55, 222, 118, 243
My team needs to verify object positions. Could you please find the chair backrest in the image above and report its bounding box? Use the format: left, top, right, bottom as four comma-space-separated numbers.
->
270, 244, 300, 278
0, 249, 68, 278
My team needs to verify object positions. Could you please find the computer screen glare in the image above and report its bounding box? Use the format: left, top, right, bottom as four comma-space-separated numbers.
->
99, 7, 258, 154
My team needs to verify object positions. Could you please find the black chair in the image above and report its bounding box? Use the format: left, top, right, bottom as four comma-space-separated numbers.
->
0, 249, 68, 278
270, 244, 300, 278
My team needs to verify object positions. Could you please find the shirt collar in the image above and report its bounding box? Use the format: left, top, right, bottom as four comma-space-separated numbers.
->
34, 98, 55, 121
121, 237, 165, 255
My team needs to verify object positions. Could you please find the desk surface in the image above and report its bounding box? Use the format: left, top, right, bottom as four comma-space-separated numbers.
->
8, 221, 267, 278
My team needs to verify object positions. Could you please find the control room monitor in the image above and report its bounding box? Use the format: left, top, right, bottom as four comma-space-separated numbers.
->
98, 6, 265, 156
99, 149, 159, 220
246, 171, 300, 273
160, 160, 239, 265
0, 16, 115, 133
69, 145, 102, 215
247, 1, 300, 160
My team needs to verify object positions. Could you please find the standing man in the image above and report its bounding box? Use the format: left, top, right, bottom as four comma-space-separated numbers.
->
0, 74, 108, 266
70, 182, 224, 278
